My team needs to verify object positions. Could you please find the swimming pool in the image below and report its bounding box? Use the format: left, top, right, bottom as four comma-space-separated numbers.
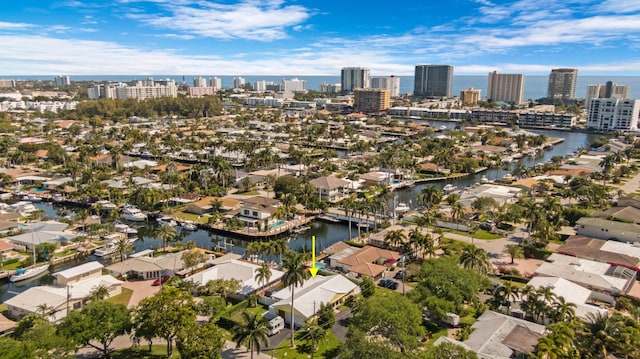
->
269, 220, 284, 228
31, 189, 47, 193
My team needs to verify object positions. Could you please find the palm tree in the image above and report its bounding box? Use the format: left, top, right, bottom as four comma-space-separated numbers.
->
551, 296, 576, 323
254, 263, 272, 293
581, 312, 625, 358
114, 236, 134, 263
459, 246, 492, 275
599, 153, 616, 185
281, 251, 308, 347
154, 223, 177, 251
419, 185, 443, 212
494, 281, 519, 314
408, 227, 423, 257
231, 311, 270, 359
383, 229, 406, 250
305, 323, 327, 359
35, 304, 55, 320
503, 244, 524, 264
451, 201, 465, 231
89, 284, 111, 301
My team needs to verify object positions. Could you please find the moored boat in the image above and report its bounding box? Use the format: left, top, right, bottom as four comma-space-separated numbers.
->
10, 263, 50, 282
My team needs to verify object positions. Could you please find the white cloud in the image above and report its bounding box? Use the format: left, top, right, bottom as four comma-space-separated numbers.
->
125, 0, 312, 41
156, 33, 195, 40
0, 21, 33, 30
597, 0, 640, 13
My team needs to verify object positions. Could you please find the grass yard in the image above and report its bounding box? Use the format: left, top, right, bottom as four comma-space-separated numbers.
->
113, 345, 179, 359
107, 288, 134, 307
272, 330, 342, 359
446, 228, 502, 240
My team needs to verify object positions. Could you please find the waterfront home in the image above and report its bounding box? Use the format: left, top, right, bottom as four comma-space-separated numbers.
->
42, 176, 73, 190
593, 205, 640, 224
185, 259, 284, 295
105, 251, 186, 280
575, 217, 640, 243
310, 176, 351, 203
268, 274, 360, 327
557, 236, 640, 270
7, 221, 77, 250
4, 274, 123, 322
458, 184, 521, 207
54, 261, 104, 286
237, 196, 282, 229
435, 311, 546, 359
534, 253, 634, 300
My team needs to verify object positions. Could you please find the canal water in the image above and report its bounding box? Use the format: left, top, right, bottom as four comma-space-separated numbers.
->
0, 123, 598, 301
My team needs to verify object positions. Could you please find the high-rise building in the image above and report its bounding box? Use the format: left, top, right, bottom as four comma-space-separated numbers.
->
209, 77, 222, 89
547, 68, 578, 100
193, 77, 207, 87
319, 82, 341, 94
341, 67, 370, 93
354, 88, 390, 113
282, 78, 307, 92
413, 65, 453, 97
88, 78, 176, 100
233, 77, 245, 89
586, 81, 630, 104
587, 98, 639, 132
54, 75, 70, 87
0, 79, 15, 88
487, 71, 525, 104
371, 75, 400, 97
460, 87, 481, 106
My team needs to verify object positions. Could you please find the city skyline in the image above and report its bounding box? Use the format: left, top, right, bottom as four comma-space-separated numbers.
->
1, 0, 640, 76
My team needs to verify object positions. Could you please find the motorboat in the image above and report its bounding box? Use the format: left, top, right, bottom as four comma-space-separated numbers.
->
10, 263, 50, 282
94, 200, 117, 211
22, 194, 42, 202
121, 205, 147, 222
114, 221, 138, 237
157, 215, 177, 227
95, 236, 137, 257
395, 202, 411, 214
479, 175, 490, 183
443, 184, 457, 194
11, 201, 37, 216
180, 220, 197, 231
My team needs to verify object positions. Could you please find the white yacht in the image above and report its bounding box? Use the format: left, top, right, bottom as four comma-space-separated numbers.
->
395, 202, 411, 214
10, 263, 50, 282
114, 221, 138, 237
157, 215, 177, 227
180, 220, 197, 231
443, 184, 457, 194
121, 205, 147, 222
11, 201, 37, 216
95, 200, 117, 211
22, 194, 42, 202
95, 236, 137, 257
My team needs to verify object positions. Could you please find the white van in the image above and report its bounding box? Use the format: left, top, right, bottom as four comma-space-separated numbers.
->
267, 316, 285, 336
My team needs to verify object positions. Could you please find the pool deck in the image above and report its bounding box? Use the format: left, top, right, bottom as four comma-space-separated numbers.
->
201, 215, 315, 241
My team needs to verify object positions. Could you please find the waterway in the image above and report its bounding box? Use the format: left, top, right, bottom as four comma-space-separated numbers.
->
0, 123, 598, 301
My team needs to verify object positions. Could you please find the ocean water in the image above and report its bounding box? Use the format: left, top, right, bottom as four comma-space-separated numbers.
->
4, 75, 640, 100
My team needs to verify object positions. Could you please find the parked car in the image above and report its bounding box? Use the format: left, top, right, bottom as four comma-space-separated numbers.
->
152, 275, 171, 286
394, 270, 405, 280
378, 279, 399, 290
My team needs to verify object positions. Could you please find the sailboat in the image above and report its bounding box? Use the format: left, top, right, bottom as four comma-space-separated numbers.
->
10, 225, 50, 282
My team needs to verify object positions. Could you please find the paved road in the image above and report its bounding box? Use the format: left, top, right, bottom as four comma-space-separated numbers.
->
331, 308, 353, 341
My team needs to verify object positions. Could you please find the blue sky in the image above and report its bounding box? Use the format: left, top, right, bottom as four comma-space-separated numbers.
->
2, 0, 640, 75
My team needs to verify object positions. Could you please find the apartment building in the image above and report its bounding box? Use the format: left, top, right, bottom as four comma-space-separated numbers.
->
460, 87, 481, 106
587, 98, 640, 132
341, 67, 370, 93
371, 75, 400, 97
354, 88, 390, 113
487, 71, 525, 104
414, 65, 453, 97
547, 68, 578, 100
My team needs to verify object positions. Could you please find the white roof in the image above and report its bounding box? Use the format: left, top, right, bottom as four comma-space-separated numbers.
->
601, 240, 640, 259
54, 261, 103, 280
528, 276, 608, 319
535, 253, 629, 293
185, 259, 284, 295
270, 274, 359, 319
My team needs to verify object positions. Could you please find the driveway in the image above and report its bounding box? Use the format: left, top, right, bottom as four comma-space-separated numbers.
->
331, 308, 353, 341
122, 279, 161, 308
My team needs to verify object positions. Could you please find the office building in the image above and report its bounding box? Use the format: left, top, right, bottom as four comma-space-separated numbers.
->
460, 87, 481, 106
233, 77, 246, 89
354, 88, 390, 113
341, 67, 370, 93
586, 81, 631, 104
487, 71, 525, 104
547, 68, 578, 100
414, 65, 453, 97
193, 77, 207, 87
371, 75, 400, 97
319, 82, 341, 94
282, 78, 307, 93
209, 77, 222, 89
54, 75, 70, 87
587, 98, 639, 132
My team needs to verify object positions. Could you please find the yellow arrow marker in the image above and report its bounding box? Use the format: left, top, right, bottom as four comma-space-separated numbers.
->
309, 235, 319, 277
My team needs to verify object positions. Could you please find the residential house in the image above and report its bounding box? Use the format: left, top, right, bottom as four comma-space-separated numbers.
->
4, 273, 122, 322
237, 196, 281, 229
54, 261, 104, 286
335, 245, 401, 279
575, 217, 640, 243
593, 205, 640, 224
105, 251, 186, 280
527, 276, 609, 320
268, 274, 360, 327
185, 196, 241, 215
534, 253, 635, 301
310, 176, 350, 203
557, 236, 640, 271
185, 259, 284, 295
8, 221, 77, 249
434, 310, 546, 359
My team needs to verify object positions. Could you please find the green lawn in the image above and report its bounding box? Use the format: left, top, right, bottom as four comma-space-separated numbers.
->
107, 288, 134, 307
113, 345, 179, 359
2, 261, 27, 270
446, 228, 502, 240
52, 249, 77, 258
272, 330, 342, 359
